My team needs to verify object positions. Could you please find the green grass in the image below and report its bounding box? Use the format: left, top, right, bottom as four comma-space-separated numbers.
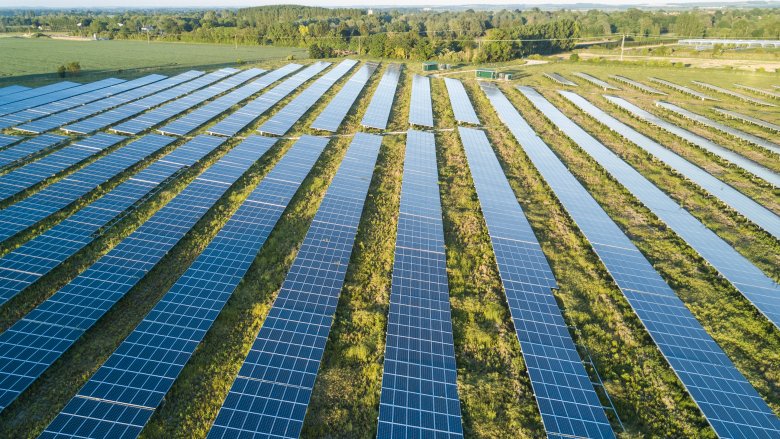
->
0, 37, 307, 86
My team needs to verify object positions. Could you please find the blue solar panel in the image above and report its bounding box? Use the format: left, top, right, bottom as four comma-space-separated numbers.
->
443, 78, 480, 125
572, 73, 619, 91
608, 76, 666, 95
42, 135, 329, 439
714, 107, 780, 133
0, 85, 30, 99
0, 134, 21, 149
0, 82, 79, 106
561, 92, 780, 242
647, 78, 717, 101
10, 73, 197, 134
458, 126, 615, 439
655, 101, 778, 154
0, 135, 224, 307
361, 64, 401, 129
0, 133, 126, 202
110, 69, 262, 136
60, 70, 222, 135
0, 78, 126, 117
207, 62, 330, 137
524, 87, 780, 329
606, 95, 780, 187
208, 133, 381, 439
408, 75, 434, 127
692, 81, 776, 107
483, 82, 780, 439
0, 134, 176, 244
377, 130, 462, 438
258, 60, 357, 136
0, 135, 273, 413
310, 62, 379, 132
2, 74, 165, 132
0, 134, 66, 168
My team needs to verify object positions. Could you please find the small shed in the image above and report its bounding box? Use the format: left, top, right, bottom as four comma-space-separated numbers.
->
476, 68, 496, 79
422, 62, 438, 71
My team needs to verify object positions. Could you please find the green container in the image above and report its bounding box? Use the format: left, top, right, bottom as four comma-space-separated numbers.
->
422, 62, 438, 71
476, 69, 496, 79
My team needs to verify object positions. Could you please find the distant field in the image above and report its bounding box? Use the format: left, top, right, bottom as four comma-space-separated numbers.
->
0, 37, 307, 86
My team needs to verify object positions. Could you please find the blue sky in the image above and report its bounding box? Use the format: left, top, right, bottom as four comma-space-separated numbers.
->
0, 0, 760, 7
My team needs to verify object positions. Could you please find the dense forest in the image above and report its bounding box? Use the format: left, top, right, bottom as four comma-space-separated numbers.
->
1, 6, 779, 61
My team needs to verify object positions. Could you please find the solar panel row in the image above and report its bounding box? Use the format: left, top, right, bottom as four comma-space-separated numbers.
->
544, 72, 577, 87
408, 75, 434, 127
61, 69, 220, 135
208, 133, 381, 439
158, 64, 303, 136
560, 92, 780, 243
443, 78, 480, 125
458, 126, 615, 439
310, 62, 379, 132
362, 64, 402, 129
0, 134, 272, 413
656, 101, 779, 155
605, 95, 780, 187
572, 72, 619, 91
0, 134, 177, 244
714, 107, 780, 133
0, 78, 126, 117
0, 134, 67, 168
483, 82, 780, 439
0, 135, 224, 306
0, 85, 31, 99
377, 130, 462, 438
2, 74, 166, 131
41, 135, 330, 439
0, 133, 126, 202
647, 77, 717, 101
207, 62, 331, 137
0, 81, 78, 106
0, 134, 21, 149
111, 68, 263, 136
258, 60, 357, 136
692, 81, 776, 107
609, 75, 667, 95
13, 73, 198, 134
734, 83, 780, 99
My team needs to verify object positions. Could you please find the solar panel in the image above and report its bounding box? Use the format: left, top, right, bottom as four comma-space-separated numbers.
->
483, 82, 780, 439
443, 78, 480, 125
561, 91, 780, 242
207, 62, 331, 137
361, 64, 401, 129
0, 134, 272, 412
208, 133, 382, 439
0, 134, 176, 244
0, 85, 30, 99
572, 73, 619, 91
310, 62, 379, 132
60, 70, 225, 135
11, 72, 199, 134
157, 64, 302, 136
734, 83, 780, 99
408, 75, 434, 127
0, 134, 70, 169
647, 78, 717, 101
656, 101, 779, 154
0, 81, 79, 106
42, 135, 329, 439
714, 107, 780, 133
692, 81, 776, 107
0, 78, 126, 117
0, 135, 225, 307
544, 72, 577, 86
0, 133, 126, 203
258, 60, 357, 136
458, 126, 615, 439
377, 130, 462, 438
110, 68, 263, 136
2, 74, 166, 131
0, 134, 20, 149
605, 95, 780, 187
608, 75, 667, 95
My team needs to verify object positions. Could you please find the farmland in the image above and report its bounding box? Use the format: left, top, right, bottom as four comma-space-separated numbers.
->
0, 41, 777, 439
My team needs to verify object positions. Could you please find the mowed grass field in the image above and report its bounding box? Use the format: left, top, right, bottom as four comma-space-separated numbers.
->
0, 36, 307, 86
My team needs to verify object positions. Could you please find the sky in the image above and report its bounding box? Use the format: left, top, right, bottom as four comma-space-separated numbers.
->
0, 0, 766, 7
